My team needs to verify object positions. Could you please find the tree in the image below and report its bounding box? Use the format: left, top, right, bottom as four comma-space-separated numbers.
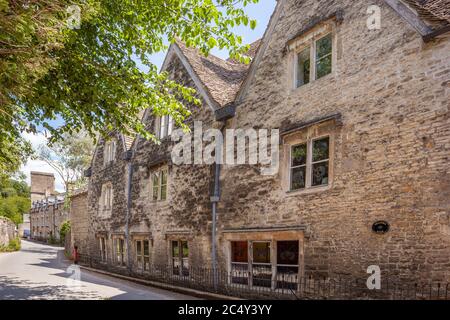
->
0, 0, 258, 176
38, 130, 95, 193
0, 174, 30, 225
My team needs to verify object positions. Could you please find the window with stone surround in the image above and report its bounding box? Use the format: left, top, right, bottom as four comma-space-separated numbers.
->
289, 136, 330, 191
151, 168, 168, 201
229, 240, 300, 290
171, 240, 189, 276
113, 236, 126, 266
103, 139, 116, 165
135, 238, 150, 272
288, 21, 336, 89
156, 115, 174, 139
100, 183, 113, 211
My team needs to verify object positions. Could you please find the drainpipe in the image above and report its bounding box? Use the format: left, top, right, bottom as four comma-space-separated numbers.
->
210, 162, 221, 290
124, 150, 133, 274
210, 116, 230, 290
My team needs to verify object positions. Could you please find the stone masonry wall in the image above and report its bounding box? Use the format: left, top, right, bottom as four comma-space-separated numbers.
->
219, 0, 450, 282
0, 217, 16, 246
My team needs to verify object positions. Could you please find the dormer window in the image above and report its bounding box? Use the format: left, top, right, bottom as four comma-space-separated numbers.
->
157, 115, 174, 139
104, 139, 116, 165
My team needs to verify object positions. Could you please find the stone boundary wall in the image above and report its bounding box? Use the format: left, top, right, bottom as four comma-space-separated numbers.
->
0, 216, 16, 246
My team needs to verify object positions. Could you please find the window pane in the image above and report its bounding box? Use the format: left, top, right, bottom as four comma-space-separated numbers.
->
160, 171, 167, 200
277, 241, 299, 265
171, 241, 179, 258
312, 137, 329, 162
291, 144, 307, 167
161, 170, 167, 185
252, 242, 270, 264
316, 34, 332, 59
160, 116, 167, 138
231, 241, 248, 263
316, 34, 332, 79
143, 240, 149, 256
181, 241, 189, 258
312, 161, 329, 186
136, 241, 142, 256
252, 264, 272, 288
291, 166, 306, 190
296, 47, 310, 87
316, 54, 332, 79
152, 174, 159, 201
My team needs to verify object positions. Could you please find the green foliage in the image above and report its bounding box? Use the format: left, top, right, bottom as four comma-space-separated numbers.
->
0, 175, 30, 225
0, 237, 21, 252
38, 130, 94, 193
60, 220, 71, 244
0, 0, 259, 176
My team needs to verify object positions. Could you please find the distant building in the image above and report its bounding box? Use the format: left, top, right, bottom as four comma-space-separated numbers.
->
68, 188, 89, 255
29, 172, 68, 242
30, 171, 55, 203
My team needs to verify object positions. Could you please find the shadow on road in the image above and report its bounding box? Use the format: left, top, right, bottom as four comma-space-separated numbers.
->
0, 275, 102, 300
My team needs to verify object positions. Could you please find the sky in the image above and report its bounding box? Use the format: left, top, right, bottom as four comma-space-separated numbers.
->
20, 1, 277, 192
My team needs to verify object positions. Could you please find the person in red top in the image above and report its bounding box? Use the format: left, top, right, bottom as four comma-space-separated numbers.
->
73, 245, 79, 265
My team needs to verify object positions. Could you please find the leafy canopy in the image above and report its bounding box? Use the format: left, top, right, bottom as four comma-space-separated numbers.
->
0, 0, 258, 176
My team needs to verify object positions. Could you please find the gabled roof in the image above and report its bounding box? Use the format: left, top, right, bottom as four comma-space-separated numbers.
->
175, 40, 258, 107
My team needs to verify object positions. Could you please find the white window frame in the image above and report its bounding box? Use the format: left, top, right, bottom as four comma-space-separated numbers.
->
288, 20, 337, 91
229, 240, 301, 291
113, 236, 126, 266
135, 238, 151, 272
157, 115, 174, 139
288, 135, 330, 191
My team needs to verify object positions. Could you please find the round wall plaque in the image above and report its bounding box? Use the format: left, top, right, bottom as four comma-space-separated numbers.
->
372, 221, 390, 234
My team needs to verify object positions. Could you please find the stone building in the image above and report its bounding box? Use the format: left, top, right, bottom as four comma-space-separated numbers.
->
68, 188, 89, 255
85, 0, 450, 292
30, 171, 55, 203
29, 172, 68, 242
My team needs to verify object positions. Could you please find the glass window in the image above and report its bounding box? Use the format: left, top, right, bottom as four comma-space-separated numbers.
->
315, 34, 332, 79
296, 47, 310, 88
252, 242, 272, 288
99, 237, 107, 262
160, 170, 167, 201
159, 116, 173, 139
312, 137, 330, 187
136, 240, 142, 269
143, 240, 150, 271
171, 240, 189, 276
290, 144, 307, 190
152, 173, 159, 201
276, 241, 299, 290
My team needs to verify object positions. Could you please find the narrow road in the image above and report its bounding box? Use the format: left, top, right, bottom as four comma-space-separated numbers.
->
0, 240, 198, 300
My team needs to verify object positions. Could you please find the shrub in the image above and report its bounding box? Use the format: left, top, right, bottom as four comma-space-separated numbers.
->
0, 237, 21, 252
60, 220, 71, 243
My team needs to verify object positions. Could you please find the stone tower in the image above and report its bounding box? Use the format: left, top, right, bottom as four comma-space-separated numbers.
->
30, 171, 55, 202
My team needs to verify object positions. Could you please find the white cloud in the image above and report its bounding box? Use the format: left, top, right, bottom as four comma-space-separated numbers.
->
20, 132, 65, 192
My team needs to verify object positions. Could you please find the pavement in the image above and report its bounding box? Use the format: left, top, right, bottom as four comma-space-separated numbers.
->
0, 240, 198, 300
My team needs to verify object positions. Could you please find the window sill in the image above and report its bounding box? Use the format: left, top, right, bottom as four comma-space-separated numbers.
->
291, 72, 335, 94
285, 184, 331, 196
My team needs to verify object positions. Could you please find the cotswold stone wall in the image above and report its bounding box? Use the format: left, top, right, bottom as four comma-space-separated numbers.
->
0, 217, 16, 246
219, 0, 450, 282
130, 55, 216, 268
70, 191, 89, 255
87, 133, 129, 261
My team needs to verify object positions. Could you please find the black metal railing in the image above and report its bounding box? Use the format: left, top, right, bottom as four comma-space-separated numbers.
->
76, 254, 449, 300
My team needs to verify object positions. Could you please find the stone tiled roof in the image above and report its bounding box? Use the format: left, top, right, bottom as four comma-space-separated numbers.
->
404, 0, 450, 26
176, 39, 261, 107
